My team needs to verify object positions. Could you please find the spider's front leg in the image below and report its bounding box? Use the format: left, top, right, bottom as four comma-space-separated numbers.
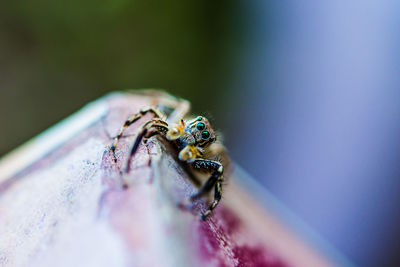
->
124, 119, 168, 174
110, 107, 163, 162
190, 159, 224, 220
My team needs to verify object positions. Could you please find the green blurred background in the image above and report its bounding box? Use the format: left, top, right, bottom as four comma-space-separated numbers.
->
0, 0, 243, 155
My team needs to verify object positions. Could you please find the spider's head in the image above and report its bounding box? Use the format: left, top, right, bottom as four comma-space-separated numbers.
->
188, 116, 216, 147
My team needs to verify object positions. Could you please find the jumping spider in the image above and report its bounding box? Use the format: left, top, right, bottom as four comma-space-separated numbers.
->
110, 95, 228, 220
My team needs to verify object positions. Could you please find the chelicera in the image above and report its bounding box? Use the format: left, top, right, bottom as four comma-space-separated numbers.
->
110, 95, 228, 220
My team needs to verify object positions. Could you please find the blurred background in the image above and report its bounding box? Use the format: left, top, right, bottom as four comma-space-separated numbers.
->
1, 0, 400, 265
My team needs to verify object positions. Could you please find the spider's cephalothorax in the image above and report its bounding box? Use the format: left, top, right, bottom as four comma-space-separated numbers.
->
166, 116, 216, 163
110, 99, 228, 220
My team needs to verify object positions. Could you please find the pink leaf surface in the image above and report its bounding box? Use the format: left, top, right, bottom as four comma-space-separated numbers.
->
0, 92, 338, 267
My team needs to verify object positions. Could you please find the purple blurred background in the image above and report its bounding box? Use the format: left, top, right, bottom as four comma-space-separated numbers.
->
226, 1, 400, 266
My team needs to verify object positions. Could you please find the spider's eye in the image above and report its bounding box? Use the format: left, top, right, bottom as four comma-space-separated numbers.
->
201, 131, 210, 140
196, 116, 203, 121
196, 122, 206, 131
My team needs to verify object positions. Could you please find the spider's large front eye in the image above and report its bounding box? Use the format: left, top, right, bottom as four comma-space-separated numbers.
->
196, 122, 206, 131
201, 131, 210, 140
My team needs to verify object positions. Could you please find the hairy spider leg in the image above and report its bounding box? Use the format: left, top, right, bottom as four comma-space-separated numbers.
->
164, 99, 190, 125
129, 89, 191, 125
190, 159, 224, 220
124, 119, 168, 174
202, 177, 223, 220
202, 142, 231, 171
111, 108, 163, 162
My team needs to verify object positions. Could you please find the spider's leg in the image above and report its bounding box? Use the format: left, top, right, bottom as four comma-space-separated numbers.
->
124, 119, 168, 174
190, 159, 223, 199
165, 98, 191, 125
202, 178, 223, 220
130, 89, 191, 124
142, 124, 168, 143
203, 142, 232, 173
190, 159, 224, 219
110, 107, 163, 161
